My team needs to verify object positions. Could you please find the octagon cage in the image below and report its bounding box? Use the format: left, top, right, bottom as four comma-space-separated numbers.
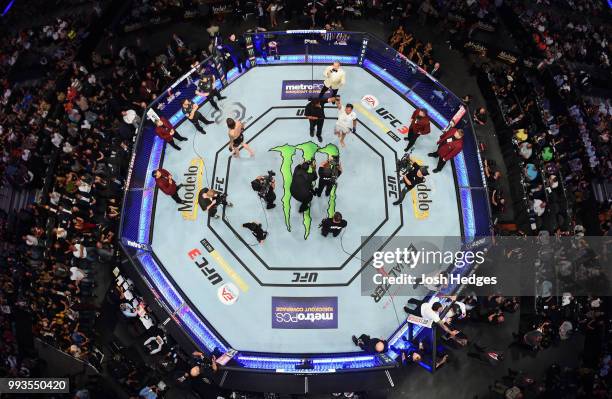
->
119, 30, 491, 393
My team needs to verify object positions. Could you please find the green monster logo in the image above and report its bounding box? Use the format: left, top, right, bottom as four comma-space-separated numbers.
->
271, 141, 339, 239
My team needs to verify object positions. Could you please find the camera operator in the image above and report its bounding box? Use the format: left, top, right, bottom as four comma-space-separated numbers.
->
181, 99, 213, 134
320, 211, 347, 237
197, 188, 232, 219
291, 161, 317, 213
315, 155, 342, 197
392, 160, 429, 206
195, 70, 226, 112
251, 171, 277, 209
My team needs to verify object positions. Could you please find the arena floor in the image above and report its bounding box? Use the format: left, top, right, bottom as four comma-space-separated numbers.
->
150, 65, 463, 353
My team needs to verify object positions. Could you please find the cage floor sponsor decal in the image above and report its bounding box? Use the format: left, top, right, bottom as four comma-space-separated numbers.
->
179, 158, 204, 220
271, 141, 339, 239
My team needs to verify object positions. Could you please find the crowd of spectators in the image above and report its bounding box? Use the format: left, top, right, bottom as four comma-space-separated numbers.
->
0, 1, 610, 398
515, 2, 610, 70
388, 26, 440, 76
0, 2, 105, 190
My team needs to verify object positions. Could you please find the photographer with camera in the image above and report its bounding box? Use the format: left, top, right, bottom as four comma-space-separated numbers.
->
320, 212, 347, 237
315, 155, 342, 197
181, 99, 213, 134
197, 188, 232, 219
392, 159, 429, 206
251, 171, 277, 209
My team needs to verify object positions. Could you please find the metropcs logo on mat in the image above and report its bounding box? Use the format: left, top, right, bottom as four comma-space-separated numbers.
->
271, 141, 339, 239
281, 80, 324, 100
272, 297, 338, 329
178, 158, 204, 220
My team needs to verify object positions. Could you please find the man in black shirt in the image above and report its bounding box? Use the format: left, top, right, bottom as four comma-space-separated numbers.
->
392, 163, 429, 205
290, 161, 317, 213
320, 212, 347, 237
195, 72, 226, 111
352, 334, 388, 354
304, 98, 330, 142
315, 156, 342, 197
226, 33, 249, 73
181, 99, 213, 134
243, 222, 268, 244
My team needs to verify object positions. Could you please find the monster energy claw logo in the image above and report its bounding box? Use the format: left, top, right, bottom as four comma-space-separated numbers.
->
271, 141, 339, 239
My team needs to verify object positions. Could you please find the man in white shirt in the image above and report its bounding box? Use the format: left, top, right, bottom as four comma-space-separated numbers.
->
319, 61, 346, 99
414, 297, 460, 337
333, 97, 357, 147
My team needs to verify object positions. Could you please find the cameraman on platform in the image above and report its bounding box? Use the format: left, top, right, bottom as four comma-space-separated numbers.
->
315, 155, 342, 197
251, 171, 277, 209
197, 188, 232, 219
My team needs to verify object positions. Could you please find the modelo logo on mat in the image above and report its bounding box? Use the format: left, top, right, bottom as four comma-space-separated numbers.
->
281, 80, 324, 100
360, 94, 379, 109
178, 158, 204, 220
409, 157, 431, 220
272, 297, 338, 329
217, 283, 239, 305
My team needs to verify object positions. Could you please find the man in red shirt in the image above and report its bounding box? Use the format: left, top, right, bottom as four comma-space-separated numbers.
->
155, 117, 187, 151
404, 108, 431, 152
428, 128, 464, 173
152, 168, 186, 204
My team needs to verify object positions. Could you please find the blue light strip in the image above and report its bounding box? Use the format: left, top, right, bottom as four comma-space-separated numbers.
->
138, 136, 163, 242
1, 0, 15, 16
362, 59, 448, 127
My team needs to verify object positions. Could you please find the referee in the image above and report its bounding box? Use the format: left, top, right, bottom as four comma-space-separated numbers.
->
195, 71, 226, 111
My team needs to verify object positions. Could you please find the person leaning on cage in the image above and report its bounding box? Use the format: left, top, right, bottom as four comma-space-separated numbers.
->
320, 212, 347, 237
404, 108, 431, 151
195, 71, 226, 111
197, 187, 232, 219
181, 98, 213, 134
315, 155, 342, 197
152, 168, 187, 205
428, 126, 464, 173
393, 162, 429, 205
319, 61, 346, 99
154, 116, 187, 151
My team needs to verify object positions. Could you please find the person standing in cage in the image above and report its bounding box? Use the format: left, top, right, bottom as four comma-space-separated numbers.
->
333, 97, 357, 147
404, 108, 431, 151
305, 97, 333, 142
226, 33, 249, 73
154, 117, 187, 151
227, 118, 255, 157
319, 61, 346, 99
152, 168, 187, 204
428, 127, 464, 173
195, 70, 226, 112
181, 99, 213, 134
